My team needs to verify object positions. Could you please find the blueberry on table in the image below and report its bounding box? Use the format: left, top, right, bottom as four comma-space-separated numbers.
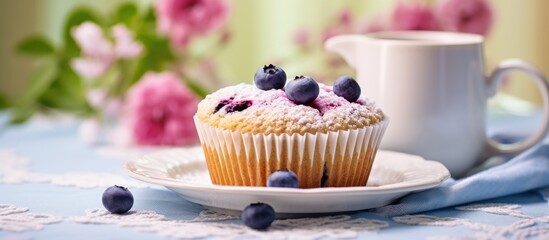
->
254, 64, 287, 90
333, 76, 361, 102
267, 170, 299, 188
102, 185, 134, 214
242, 202, 276, 230
285, 76, 320, 104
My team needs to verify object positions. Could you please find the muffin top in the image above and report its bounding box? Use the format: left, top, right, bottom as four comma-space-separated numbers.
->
195, 83, 384, 135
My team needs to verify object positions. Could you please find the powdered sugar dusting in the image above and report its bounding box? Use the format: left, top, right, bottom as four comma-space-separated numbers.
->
196, 84, 384, 135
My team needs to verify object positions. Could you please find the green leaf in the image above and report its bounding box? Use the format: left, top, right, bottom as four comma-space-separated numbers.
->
9, 105, 36, 124
40, 86, 90, 112
0, 94, 10, 109
16, 36, 55, 56
9, 58, 57, 124
137, 6, 158, 37
143, 6, 156, 23
62, 7, 100, 58
39, 67, 92, 114
185, 79, 209, 99
113, 2, 138, 26
18, 60, 58, 105
131, 33, 175, 83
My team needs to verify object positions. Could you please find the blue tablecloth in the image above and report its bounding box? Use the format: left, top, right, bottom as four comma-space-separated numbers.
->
1, 113, 548, 239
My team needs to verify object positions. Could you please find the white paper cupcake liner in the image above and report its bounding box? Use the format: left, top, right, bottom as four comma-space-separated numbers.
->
194, 117, 388, 188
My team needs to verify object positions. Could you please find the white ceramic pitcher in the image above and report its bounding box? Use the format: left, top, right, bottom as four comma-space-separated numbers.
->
325, 31, 549, 177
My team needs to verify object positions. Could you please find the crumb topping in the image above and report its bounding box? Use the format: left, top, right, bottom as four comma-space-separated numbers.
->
195, 84, 385, 135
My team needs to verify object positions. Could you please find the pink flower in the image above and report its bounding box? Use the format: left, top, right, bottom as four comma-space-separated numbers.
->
220, 28, 231, 44
79, 118, 102, 144
126, 72, 199, 146
322, 27, 340, 44
436, 0, 493, 36
156, 0, 230, 48
71, 22, 114, 78
71, 22, 143, 78
72, 22, 114, 60
293, 28, 310, 48
86, 89, 122, 119
338, 8, 352, 26
112, 24, 143, 59
391, 2, 439, 31
71, 58, 112, 79
359, 16, 387, 33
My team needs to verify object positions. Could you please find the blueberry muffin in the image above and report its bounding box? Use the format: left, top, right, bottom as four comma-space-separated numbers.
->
194, 65, 388, 188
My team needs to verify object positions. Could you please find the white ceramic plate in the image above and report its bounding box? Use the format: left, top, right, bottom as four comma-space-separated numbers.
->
124, 147, 449, 214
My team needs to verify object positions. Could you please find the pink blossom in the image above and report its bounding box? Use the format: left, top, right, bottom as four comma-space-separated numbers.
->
126, 72, 199, 146
71, 22, 143, 78
359, 16, 387, 33
293, 28, 310, 48
72, 22, 114, 60
338, 8, 352, 26
322, 27, 340, 44
391, 2, 440, 31
156, 0, 230, 48
436, 0, 493, 36
109, 124, 133, 147
71, 22, 114, 78
112, 24, 143, 58
220, 28, 231, 44
86, 89, 108, 109
86, 90, 122, 119
79, 118, 102, 144
71, 58, 112, 79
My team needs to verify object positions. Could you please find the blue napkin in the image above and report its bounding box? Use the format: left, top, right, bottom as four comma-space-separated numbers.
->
373, 139, 549, 216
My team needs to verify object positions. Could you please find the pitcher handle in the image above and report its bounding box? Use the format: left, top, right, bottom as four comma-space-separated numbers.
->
324, 35, 367, 70
484, 59, 549, 156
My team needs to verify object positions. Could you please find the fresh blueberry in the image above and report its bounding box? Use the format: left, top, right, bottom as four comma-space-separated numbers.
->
333, 76, 361, 102
241, 202, 276, 230
267, 170, 299, 188
254, 64, 287, 90
102, 185, 134, 214
285, 76, 319, 104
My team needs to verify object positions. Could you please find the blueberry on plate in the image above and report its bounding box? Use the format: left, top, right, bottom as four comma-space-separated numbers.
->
102, 185, 134, 214
285, 76, 319, 104
333, 76, 361, 102
254, 64, 287, 90
267, 170, 299, 188
241, 202, 276, 230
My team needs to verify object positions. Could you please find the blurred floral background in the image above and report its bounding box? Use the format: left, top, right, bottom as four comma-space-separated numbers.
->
0, 0, 548, 146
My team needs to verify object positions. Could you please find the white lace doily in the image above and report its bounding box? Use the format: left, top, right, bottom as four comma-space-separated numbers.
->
0, 149, 147, 188
69, 209, 389, 239
394, 203, 549, 240
0, 205, 62, 232
2, 202, 548, 239
2, 148, 549, 239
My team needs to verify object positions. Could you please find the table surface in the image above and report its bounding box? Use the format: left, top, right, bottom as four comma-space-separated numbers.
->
1, 112, 548, 240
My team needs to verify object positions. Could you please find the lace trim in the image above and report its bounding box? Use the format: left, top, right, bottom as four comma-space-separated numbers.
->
0, 149, 146, 188
4, 202, 549, 239
456, 203, 532, 219
393, 215, 496, 232
69, 208, 389, 239
0, 204, 62, 232
3, 147, 549, 238
394, 203, 549, 240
